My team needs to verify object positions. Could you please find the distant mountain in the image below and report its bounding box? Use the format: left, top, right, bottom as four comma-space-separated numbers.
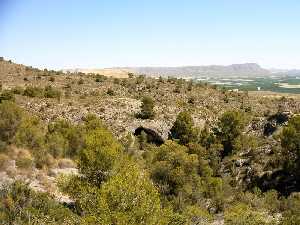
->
269, 68, 300, 76
120, 63, 270, 78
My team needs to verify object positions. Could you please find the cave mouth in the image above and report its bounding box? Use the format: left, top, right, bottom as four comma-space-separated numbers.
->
134, 127, 164, 146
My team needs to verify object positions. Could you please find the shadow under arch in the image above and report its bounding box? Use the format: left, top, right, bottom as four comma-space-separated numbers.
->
134, 126, 164, 146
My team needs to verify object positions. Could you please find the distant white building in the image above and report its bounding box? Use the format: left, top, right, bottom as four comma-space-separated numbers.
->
257, 87, 261, 91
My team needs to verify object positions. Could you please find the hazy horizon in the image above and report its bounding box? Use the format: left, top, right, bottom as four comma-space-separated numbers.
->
1, 0, 300, 70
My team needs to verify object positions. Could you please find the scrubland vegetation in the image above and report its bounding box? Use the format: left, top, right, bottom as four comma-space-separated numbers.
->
1, 58, 300, 224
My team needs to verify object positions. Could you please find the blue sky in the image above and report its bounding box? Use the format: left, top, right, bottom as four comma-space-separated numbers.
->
0, 0, 300, 69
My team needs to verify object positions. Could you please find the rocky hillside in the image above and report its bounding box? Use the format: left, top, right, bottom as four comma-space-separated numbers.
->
1, 58, 300, 224
0, 59, 297, 139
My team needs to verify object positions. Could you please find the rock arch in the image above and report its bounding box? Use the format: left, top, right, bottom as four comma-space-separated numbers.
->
134, 126, 164, 146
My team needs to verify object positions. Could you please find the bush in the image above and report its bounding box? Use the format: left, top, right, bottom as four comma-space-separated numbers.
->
0, 90, 15, 103
113, 78, 120, 84
149, 141, 200, 210
183, 205, 213, 224
77, 78, 84, 85
33, 150, 56, 169
0, 101, 23, 143
46, 119, 85, 158
46, 132, 68, 158
214, 110, 246, 157
170, 111, 196, 145
14, 115, 45, 150
137, 96, 155, 119
95, 74, 107, 82
106, 88, 114, 96
281, 116, 300, 171
16, 156, 33, 169
93, 159, 169, 225
44, 85, 61, 99
23, 86, 43, 97
0, 181, 79, 224
224, 203, 272, 225
78, 126, 122, 186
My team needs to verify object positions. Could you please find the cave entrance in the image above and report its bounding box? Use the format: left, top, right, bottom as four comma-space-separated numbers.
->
134, 127, 164, 146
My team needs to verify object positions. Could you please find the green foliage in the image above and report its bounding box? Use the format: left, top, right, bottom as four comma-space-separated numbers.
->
59, 125, 170, 224
95, 74, 107, 82
0, 101, 23, 144
23, 85, 61, 99
233, 134, 259, 155
170, 111, 196, 145
149, 141, 200, 210
44, 85, 61, 99
0, 181, 79, 224
92, 159, 169, 225
23, 86, 44, 97
137, 96, 155, 119
199, 124, 216, 149
82, 113, 104, 131
281, 194, 300, 224
224, 203, 273, 225
47, 132, 69, 158
0, 90, 15, 103
215, 110, 246, 157
78, 126, 122, 186
14, 115, 45, 150
46, 119, 85, 158
182, 205, 213, 225
280, 115, 300, 172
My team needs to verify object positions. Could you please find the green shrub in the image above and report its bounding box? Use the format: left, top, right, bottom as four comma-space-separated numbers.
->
224, 203, 272, 225
136, 96, 155, 119
46, 132, 68, 158
44, 85, 61, 99
0, 90, 15, 103
95, 74, 107, 82
14, 115, 45, 150
149, 141, 200, 210
23, 86, 43, 97
0, 181, 79, 224
280, 116, 300, 170
78, 126, 122, 186
0, 101, 23, 143
46, 118, 85, 158
183, 205, 213, 224
214, 110, 246, 157
170, 111, 196, 145
93, 159, 169, 225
